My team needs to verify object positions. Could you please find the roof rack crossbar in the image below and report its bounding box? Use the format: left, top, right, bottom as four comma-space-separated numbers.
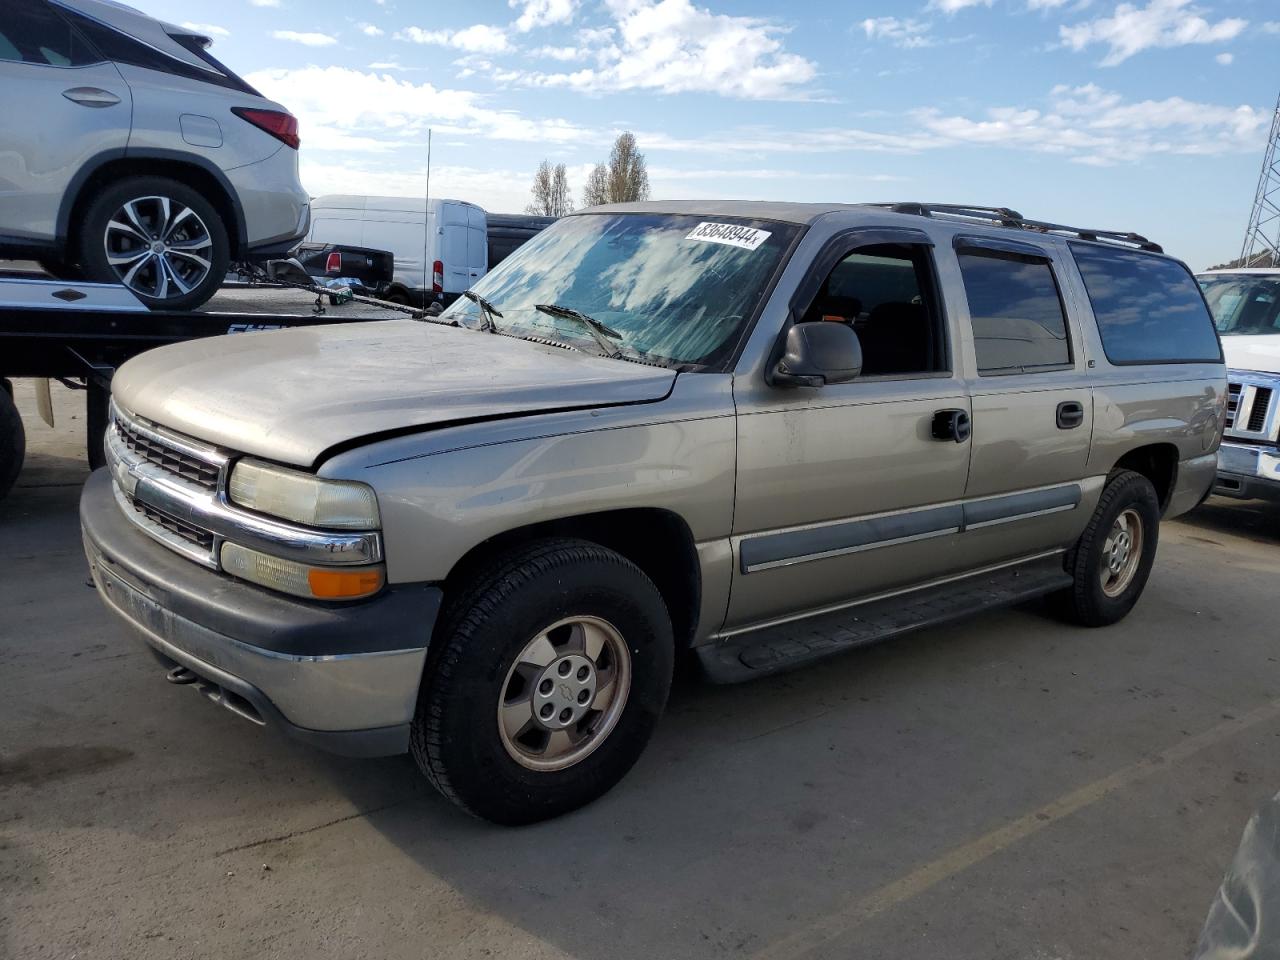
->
867, 202, 1163, 254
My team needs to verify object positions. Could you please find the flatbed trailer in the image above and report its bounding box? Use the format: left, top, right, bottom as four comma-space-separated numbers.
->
0, 273, 407, 498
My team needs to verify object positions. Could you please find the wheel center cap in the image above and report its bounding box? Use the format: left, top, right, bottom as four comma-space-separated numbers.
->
150, 240, 165, 254
532, 654, 596, 730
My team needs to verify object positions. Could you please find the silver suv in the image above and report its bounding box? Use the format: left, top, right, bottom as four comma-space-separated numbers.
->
81, 201, 1226, 823
0, 0, 309, 310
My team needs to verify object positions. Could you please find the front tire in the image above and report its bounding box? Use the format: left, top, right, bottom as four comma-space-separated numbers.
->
411, 539, 674, 825
1059, 470, 1160, 627
76, 176, 229, 312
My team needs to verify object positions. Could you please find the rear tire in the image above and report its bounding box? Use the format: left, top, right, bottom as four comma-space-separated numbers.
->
410, 538, 673, 825
76, 176, 229, 312
0, 380, 25, 500
1058, 470, 1160, 627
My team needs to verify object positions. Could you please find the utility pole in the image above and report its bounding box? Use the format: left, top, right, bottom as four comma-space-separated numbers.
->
422, 128, 433, 295
1241, 91, 1280, 268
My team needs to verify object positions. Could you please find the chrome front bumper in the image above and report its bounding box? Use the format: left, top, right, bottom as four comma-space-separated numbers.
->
1215, 442, 1280, 501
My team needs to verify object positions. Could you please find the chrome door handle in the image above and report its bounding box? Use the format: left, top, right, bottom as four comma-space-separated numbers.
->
63, 87, 122, 108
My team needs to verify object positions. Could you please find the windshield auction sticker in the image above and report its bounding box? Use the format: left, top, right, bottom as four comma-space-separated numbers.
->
685, 222, 772, 251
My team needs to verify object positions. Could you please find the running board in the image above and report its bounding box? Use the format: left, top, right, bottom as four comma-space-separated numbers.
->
697, 556, 1072, 683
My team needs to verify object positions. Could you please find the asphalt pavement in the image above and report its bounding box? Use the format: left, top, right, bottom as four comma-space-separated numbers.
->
3, 378, 1280, 960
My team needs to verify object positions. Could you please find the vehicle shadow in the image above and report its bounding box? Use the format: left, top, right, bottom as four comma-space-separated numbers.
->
1175, 495, 1280, 546
312, 600, 1169, 960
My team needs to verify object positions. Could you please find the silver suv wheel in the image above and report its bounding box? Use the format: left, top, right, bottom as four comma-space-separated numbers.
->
103, 196, 214, 301
498, 615, 632, 772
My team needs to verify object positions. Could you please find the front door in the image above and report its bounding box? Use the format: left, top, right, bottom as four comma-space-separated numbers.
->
948, 237, 1094, 564
0, 0, 131, 244
727, 233, 973, 630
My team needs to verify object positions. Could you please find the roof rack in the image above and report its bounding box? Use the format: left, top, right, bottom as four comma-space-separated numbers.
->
867, 203, 1163, 254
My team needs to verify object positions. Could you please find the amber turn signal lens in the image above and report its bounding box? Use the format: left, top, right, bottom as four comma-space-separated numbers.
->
307, 567, 385, 599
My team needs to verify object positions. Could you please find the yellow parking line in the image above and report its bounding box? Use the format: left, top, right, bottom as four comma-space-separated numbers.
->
749, 698, 1280, 960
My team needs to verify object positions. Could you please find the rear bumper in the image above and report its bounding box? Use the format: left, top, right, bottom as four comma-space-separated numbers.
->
1214, 442, 1280, 502
81, 469, 440, 757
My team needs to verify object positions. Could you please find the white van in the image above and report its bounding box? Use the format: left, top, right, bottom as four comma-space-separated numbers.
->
306, 196, 488, 306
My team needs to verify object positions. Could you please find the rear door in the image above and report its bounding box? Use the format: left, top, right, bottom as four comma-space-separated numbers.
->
466, 205, 487, 285
0, 0, 131, 244
949, 236, 1094, 564
441, 202, 471, 293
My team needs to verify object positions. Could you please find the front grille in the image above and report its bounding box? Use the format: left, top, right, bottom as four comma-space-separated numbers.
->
131, 498, 215, 552
116, 418, 221, 490
1224, 378, 1278, 440
1248, 387, 1273, 432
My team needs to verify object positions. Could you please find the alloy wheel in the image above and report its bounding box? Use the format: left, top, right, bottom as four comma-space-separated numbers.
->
102, 195, 214, 301
1100, 506, 1144, 598
498, 615, 632, 772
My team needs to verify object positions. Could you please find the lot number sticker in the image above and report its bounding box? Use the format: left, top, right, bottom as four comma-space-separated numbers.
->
686, 222, 772, 251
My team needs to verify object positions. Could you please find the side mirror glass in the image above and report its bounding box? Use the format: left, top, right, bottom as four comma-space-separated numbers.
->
770, 322, 863, 387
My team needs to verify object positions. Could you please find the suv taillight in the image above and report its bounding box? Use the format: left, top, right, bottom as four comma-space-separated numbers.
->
432, 260, 444, 293
232, 107, 300, 149
325, 252, 341, 273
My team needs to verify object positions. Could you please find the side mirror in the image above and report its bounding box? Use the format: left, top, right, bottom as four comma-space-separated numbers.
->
770, 322, 862, 388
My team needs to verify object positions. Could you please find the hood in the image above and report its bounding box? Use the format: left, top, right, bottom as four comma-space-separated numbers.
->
112, 321, 676, 466
1222, 334, 1280, 376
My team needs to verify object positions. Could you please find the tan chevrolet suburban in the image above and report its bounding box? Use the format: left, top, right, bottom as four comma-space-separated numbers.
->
80, 201, 1226, 823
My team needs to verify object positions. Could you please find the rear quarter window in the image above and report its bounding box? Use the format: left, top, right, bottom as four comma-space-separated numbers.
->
1070, 243, 1221, 364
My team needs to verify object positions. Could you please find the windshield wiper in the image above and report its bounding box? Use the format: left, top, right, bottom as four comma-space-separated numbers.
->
463, 290, 503, 333
535, 303, 624, 358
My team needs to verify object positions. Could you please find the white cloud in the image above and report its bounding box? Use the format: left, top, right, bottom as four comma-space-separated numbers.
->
368, 61, 402, 70
249, 0, 280, 6
515, 0, 816, 99
1027, 0, 1071, 7
510, 0, 579, 32
299, 160, 537, 213
531, 45, 584, 61
1263, 22, 1280, 34
181, 22, 229, 37
272, 30, 337, 46
1215, 51, 1233, 64
1060, 0, 1247, 66
927, 0, 993, 11
358, 22, 384, 37
861, 17, 935, 48
915, 84, 1267, 164
245, 65, 600, 154
396, 24, 511, 53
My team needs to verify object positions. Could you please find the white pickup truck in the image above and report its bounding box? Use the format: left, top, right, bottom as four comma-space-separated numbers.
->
1199, 269, 1280, 501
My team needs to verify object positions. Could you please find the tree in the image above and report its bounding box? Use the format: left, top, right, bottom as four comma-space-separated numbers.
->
526, 160, 574, 217
581, 131, 650, 207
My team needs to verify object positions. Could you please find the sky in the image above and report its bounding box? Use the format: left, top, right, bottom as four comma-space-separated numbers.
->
125, 0, 1278, 269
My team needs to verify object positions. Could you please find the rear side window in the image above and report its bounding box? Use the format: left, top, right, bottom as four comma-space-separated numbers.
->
60, 10, 257, 94
957, 250, 1071, 374
1070, 243, 1221, 364
0, 0, 98, 66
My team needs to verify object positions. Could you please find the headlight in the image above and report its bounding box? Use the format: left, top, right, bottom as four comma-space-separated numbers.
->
229, 459, 380, 530
221, 542, 384, 601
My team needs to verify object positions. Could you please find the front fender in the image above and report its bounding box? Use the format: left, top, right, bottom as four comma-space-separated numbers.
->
319, 375, 737, 585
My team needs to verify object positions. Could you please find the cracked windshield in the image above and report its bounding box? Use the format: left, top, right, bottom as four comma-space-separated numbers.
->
443, 213, 799, 367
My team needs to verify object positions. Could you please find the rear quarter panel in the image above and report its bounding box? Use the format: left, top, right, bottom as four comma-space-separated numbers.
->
1053, 246, 1225, 517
